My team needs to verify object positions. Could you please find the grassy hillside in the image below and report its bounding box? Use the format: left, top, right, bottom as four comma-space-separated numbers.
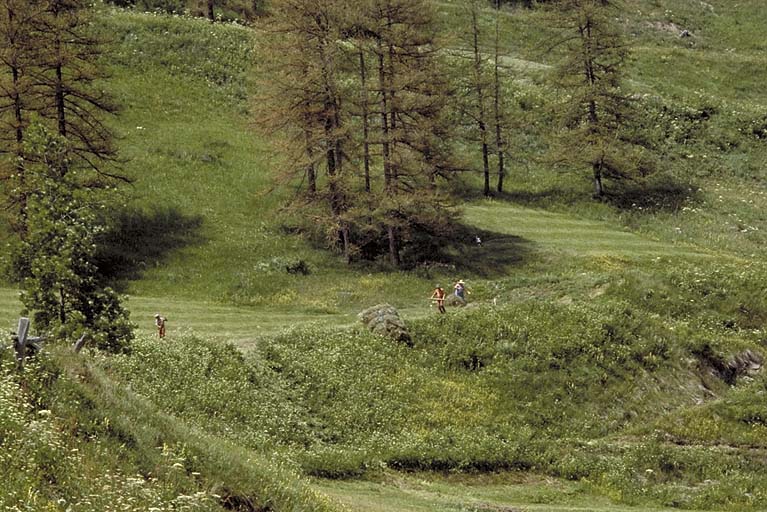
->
2, 0, 767, 511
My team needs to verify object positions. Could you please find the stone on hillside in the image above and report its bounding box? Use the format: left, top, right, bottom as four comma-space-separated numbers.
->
444, 294, 466, 307
358, 304, 412, 345
728, 349, 763, 378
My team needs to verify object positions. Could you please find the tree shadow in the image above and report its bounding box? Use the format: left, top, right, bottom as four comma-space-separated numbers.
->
95, 206, 205, 287
605, 176, 699, 212
405, 223, 533, 278
480, 175, 698, 213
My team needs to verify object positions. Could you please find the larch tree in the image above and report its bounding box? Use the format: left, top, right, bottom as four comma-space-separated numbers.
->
2, 0, 132, 338
468, 0, 492, 196
0, 0, 43, 234
454, 0, 511, 196
550, 0, 648, 197
257, 0, 352, 261
259, 0, 460, 267
363, 0, 460, 265
33, 0, 122, 181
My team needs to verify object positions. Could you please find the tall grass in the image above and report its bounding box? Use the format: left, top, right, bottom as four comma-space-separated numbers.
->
0, 346, 343, 511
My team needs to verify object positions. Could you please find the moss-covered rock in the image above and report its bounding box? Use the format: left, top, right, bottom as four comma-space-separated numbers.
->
358, 304, 412, 345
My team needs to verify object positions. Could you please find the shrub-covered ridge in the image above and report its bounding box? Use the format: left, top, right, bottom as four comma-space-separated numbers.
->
100, 289, 765, 509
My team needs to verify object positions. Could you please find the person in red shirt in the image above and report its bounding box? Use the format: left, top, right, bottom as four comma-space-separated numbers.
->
154, 314, 167, 338
431, 285, 446, 314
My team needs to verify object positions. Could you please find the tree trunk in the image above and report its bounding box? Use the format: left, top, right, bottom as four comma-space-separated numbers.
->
359, 50, 371, 193
50, 3, 69, 177
481, 136, 490, 196
325, 118, 339, 205
50, 2, 65, 137
59, 286, 66, 324
387, 41, 398, 185
378, 40, 399, 267
387, 225, 400, 267
377, 46, 392, 192
11, 63, 27, 232
206, 0, 215, 21
333, 109, 343, 174
325, 114, 350, 261
303, 127, 316, 195
12, 69, 23, 146
55, 63, 65, 136
53, 45, 66, 138
593, 162, 604, 197
471, 6, 490, 197
52, 2, 67, 138
341, 225, 351, 264
493, 1, 505, 194
495, 120, 505, 193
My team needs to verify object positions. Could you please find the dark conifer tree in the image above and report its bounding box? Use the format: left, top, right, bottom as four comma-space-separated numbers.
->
13, 124, 133, 351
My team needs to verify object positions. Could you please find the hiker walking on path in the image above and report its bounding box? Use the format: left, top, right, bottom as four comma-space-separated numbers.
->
431, 284, 446, 313
154, 314, 167, 338
454, 279, 470, 305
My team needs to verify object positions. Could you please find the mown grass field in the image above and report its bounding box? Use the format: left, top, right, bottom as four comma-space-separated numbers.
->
2, 0, 767, 511
0, 200, 712, 344
313, 474, 686, 512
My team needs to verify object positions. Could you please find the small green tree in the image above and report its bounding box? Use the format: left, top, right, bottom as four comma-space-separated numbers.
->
13, 125, 133, 352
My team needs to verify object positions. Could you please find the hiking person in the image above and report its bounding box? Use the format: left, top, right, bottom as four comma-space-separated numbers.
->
431, 284, 446, 313
154, 314, 167, 338
454, 279, 470, 305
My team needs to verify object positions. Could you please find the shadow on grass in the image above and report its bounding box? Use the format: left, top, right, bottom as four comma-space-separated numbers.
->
96, 207, 205, 286
405, 224, 533, 279
605, 176, 699, 212
481, 175, 697, 213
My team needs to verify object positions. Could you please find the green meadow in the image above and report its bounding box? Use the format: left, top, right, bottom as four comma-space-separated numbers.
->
2, 1, 767, 511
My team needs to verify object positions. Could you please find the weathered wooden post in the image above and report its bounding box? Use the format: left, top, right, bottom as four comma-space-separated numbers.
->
13, 317, 30, 368
73, 333, 87, 354
10, 318, 47, 367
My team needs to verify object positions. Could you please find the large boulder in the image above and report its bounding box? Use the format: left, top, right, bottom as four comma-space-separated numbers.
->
358, 304, 412, 345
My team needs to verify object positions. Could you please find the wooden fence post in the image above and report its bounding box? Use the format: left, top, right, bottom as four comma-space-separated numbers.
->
73, 333, 87, 354
13, 317, 30, 368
